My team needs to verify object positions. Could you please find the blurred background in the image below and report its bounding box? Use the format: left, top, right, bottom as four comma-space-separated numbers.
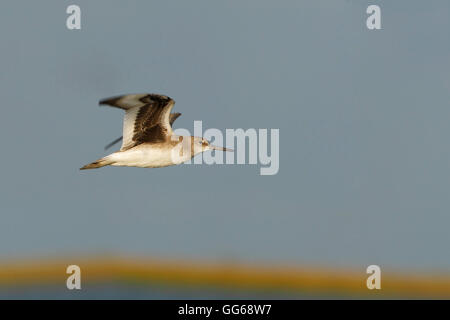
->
0, 0, 449, 298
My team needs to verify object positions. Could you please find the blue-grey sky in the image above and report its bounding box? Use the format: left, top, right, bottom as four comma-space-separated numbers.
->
1, 0, 449, 272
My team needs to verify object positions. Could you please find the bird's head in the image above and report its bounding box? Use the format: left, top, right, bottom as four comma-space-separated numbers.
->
191, 136, 233, 155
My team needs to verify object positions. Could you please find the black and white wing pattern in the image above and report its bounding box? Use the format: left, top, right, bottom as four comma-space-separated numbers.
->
100, 94, 181, 151
103, 113, 181, 150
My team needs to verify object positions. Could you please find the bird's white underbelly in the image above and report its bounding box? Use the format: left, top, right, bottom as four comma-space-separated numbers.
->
108, 146, 187, 168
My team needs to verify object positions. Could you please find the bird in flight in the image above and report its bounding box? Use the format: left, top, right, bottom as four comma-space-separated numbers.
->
80, 93, 232, 170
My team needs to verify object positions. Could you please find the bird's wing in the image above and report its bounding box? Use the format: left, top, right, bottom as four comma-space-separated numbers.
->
99, 94, 176, 150
169, 112, 182, 126
103, 112, 182, 151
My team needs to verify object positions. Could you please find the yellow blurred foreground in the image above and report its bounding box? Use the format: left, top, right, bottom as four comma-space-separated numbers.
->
0, 256, 449, 298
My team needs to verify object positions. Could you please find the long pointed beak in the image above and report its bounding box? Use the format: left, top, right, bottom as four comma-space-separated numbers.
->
209, 145, 234, 152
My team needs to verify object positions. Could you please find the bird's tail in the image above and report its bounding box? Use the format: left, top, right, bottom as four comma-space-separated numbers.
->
80, 156, 113, 170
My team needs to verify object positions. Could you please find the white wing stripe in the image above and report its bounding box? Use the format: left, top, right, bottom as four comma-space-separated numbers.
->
116, 94, 147, 109
121, 106, 140, 150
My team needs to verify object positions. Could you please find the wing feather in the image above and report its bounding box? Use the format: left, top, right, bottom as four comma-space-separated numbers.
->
103, 112, 182, 151
100, 93, 176, 150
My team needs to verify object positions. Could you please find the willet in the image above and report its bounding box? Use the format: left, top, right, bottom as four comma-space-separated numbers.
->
80, 93, 232, 170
